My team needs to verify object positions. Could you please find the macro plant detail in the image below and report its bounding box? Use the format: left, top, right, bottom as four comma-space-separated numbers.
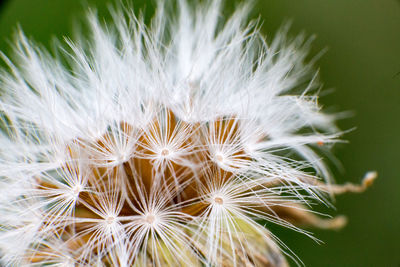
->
0, 0, 376, 266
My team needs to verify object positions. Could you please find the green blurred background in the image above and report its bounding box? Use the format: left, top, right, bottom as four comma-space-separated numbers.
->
0, 0, 398, 266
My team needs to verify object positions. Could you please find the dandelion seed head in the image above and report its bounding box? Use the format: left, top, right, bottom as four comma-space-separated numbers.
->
0, 0, 372, 266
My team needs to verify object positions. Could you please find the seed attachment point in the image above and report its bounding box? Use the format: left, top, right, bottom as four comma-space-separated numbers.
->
161, 148, 170, 156
214, 197, 224, 205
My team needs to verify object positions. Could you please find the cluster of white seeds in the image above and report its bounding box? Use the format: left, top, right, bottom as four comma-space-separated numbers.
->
0, 1, 375, 266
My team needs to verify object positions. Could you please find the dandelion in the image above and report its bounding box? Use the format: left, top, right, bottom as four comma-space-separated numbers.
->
0, 0, 376, 266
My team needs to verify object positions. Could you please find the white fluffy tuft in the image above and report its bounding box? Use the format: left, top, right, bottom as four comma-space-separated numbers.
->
0, 1, 347, 266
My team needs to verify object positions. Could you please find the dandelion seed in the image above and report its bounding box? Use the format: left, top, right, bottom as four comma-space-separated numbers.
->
0, 0, 375, 266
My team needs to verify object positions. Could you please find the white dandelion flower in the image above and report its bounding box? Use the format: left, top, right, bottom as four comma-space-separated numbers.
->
0, 0, 376, 266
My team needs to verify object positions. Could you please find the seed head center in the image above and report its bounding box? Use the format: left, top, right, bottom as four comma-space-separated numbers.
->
161, 148, 170, 156
71, 185, 82, 199
105, 215, 116, 225
215, 153, 224, 162
214, 197, 224, 205
145, 214, 156, 224
116, 153, 128, 163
